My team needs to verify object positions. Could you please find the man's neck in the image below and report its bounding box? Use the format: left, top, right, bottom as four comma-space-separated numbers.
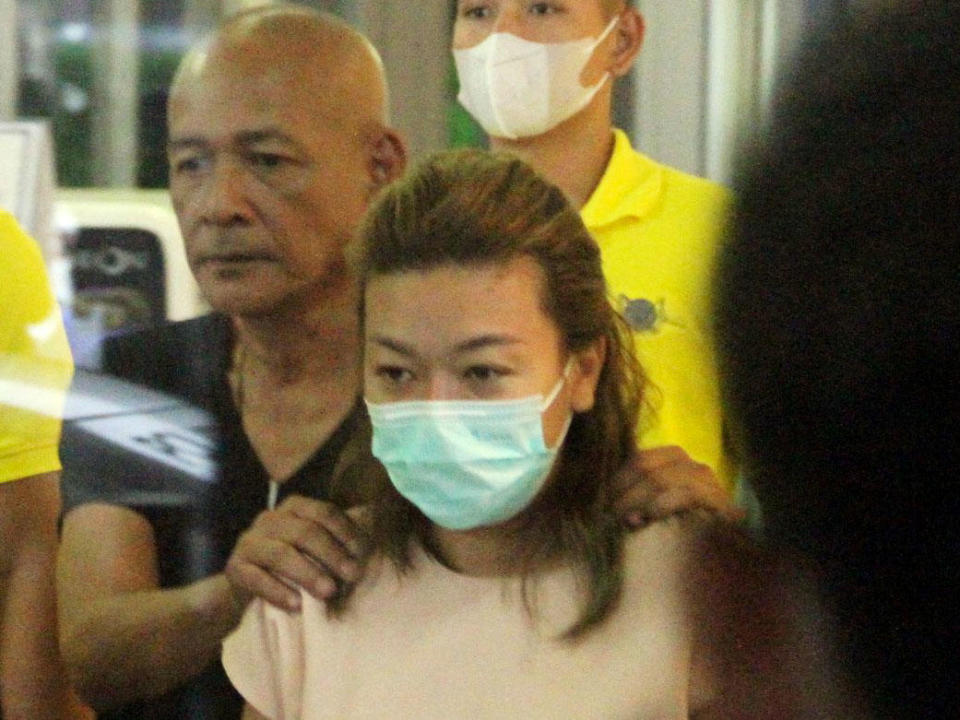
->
227, 283, 362, 482
231, 283, 360, 386
489, 100, 616, 210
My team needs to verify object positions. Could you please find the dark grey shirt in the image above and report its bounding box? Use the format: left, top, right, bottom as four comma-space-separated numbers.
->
60, 314, 368, 720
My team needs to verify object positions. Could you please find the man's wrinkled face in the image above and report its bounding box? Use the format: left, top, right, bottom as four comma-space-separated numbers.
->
167, 50, 373, 317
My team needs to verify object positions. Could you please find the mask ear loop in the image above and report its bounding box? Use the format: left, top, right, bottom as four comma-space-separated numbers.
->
590, 15, 621, 53
540, 356, 577, 450
574, 16, 621, 105
540, 356, 576, 411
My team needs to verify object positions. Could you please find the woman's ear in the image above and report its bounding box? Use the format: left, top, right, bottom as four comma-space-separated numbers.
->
610, 6, 644, 78
369, 128, 407, 188
570, 337, 607, 413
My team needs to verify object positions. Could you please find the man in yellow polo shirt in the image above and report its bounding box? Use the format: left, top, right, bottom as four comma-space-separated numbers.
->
452, 0, 734, 487
0, 211, 77, 718
583, 129, 733, 482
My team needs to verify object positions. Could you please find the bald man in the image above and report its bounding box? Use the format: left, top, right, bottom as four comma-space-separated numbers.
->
57, 9, 404, 719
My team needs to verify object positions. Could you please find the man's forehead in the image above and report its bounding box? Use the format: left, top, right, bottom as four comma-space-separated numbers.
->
180, 52, 318, 98
168, 23, 384, 140
174, 25, 352, 102
167, 101, 352, 151
169, 60, 350, 129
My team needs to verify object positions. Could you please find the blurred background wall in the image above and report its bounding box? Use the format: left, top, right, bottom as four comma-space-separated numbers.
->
0, 0, 846, 190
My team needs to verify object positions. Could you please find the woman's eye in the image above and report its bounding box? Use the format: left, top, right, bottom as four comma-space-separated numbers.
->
376, 366, 412, 384
464, 365, 503, 382
460, 3, 492, 19
529, 2, 558, 16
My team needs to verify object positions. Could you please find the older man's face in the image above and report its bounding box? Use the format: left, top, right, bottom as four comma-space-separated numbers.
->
167, 45, 374, 317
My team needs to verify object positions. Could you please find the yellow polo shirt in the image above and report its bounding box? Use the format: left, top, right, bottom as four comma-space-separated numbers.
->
0, 211, 73, 483
581, 130, 734, 488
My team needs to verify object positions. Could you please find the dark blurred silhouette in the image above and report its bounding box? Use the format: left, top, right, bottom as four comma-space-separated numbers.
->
716, 3, 960, 718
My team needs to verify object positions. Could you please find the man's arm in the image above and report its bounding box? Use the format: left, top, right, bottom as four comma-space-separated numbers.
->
57, 503, 242, 711
0, 472, 80, 719
225, 494, 365, 612
58, 496, 366, 711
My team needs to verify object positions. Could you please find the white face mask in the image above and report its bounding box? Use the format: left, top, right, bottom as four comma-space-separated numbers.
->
453, 16, 619, 140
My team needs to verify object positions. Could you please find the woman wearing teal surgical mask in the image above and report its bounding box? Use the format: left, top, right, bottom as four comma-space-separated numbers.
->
222, 150, 800, 719
356, 150, 644, 606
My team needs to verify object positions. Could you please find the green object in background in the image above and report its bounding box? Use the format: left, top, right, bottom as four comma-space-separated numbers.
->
449, 104, 485, 149
21, 35, 181, 189
50, 42, 94, 187
446, 63, 484, 149
138, 49, 181, 189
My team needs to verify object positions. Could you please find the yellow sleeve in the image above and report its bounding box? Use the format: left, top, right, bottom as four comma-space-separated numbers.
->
0, 212, 74, 483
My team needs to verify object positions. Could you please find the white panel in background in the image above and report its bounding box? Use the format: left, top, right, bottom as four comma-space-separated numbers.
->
0, 120, 57, 254
91, 0, 139, 187
350, 0, 450, 160
0, 0, 15, 120
704, 0, 818, 185
633, 0, 710, 177
705, 0, 765, 186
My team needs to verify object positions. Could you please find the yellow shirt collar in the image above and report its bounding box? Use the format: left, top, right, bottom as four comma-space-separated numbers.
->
581, 129, 663, 230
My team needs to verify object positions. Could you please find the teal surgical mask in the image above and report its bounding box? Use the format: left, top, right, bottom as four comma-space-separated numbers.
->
366, 362, 573, 530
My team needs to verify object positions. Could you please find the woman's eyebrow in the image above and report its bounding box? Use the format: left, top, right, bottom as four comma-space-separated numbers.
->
370, 333, 523, 357
452, 334, 523, 354
370, 335, 418, 358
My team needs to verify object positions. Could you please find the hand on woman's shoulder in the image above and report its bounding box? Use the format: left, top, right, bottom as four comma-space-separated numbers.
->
613, 446, 744, 529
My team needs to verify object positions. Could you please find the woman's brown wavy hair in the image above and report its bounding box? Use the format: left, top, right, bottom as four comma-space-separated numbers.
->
352, 148, 644, 638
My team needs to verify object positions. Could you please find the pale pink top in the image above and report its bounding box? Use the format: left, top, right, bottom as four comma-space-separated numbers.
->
223, 519, 708, 719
